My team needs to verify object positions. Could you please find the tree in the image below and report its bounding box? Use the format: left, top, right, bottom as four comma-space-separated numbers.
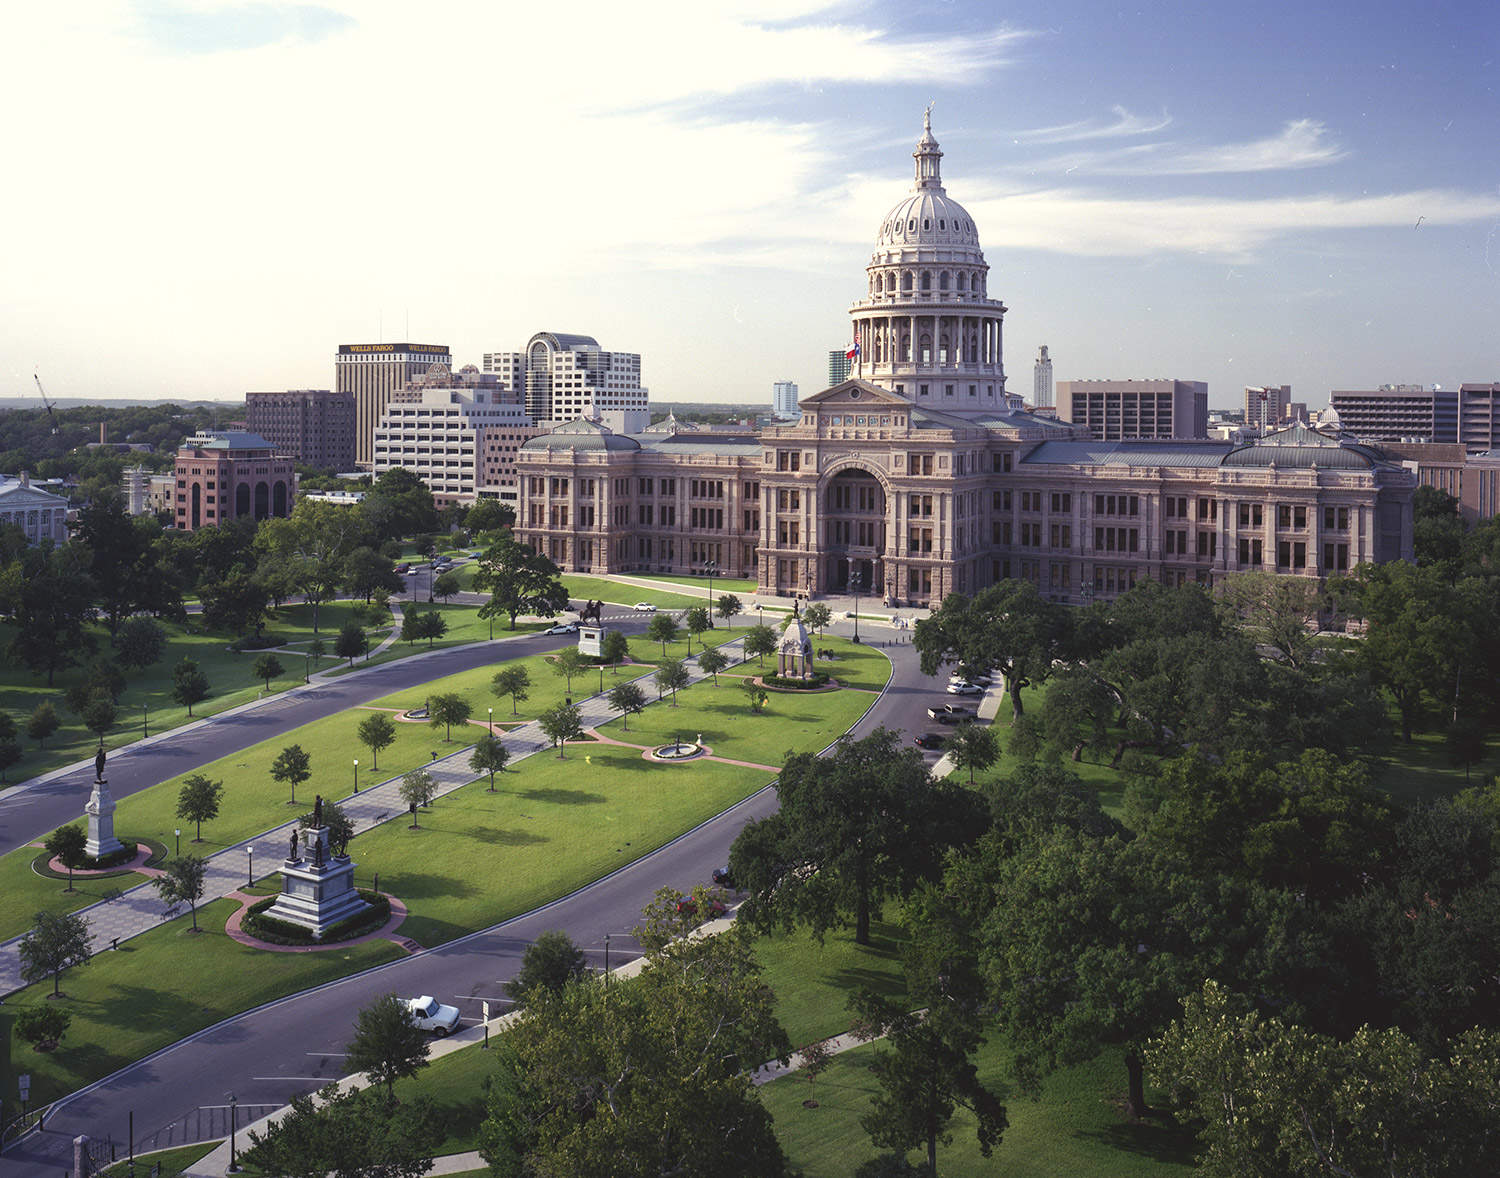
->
431, 570, 460, 603
647, 612, 680, 656
152, 854, 208, 932
77, 691, 116, 745
1217, 570, 1325, 670
470, 735, 509, 791
607, 681, 647, 731
684, 605, 711, 650
946, 721, 999, 784
15, 1005, 72, 1051
551, 646, 587, 696
655, 657, 689, 705
343, 545, 404, 604
18, 909, 92, 997
742, 679, 768, 714
45, 823, 89, 891
426, 692, 472, 742
479, 895, 792, 1177
251, 653, 285, 693
915, 582, 1070, 719
698, 647, 729, 684
505, 930, 589, 1006
176, 773, 224, 842
538, 702, 584, 758
199, 569, 270, 639
850, 989, 1007, 1177
744, 622, 777, 667
26, 700, 60, 749
334, 621, 369, 667
802, 601, 833, 635
400, 769, 437, 823
244, 1083, 439, 1178
271, 743, 312, 806
1148, 980, 1500, 1178
731, 728, 971, 946
8, 543, 96, 686
171, 656, 211, 716
600, 628, 630, 669
416, 609, 447, 648
465, 497, 514, 535
491, 664, 531, 715
344, 992, 432, 1101
115, 616, 167, 672
472, 533, 569, 630
1038, 667, 1116, 762
1413, 484, 1466, 569
0, 739, 21, 783
362, 466, 439, 542
357, 712, 397, 771
716, 593, 743, 628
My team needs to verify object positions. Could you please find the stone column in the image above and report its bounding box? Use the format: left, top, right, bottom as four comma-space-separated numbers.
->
84, 778, 124, 860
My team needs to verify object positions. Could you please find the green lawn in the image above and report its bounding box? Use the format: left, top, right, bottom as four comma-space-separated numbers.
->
0, 602, 375, 786
0, 851, 156, 940
754, 918, 909, 1047
763, 1039, 1197, 1178
596, 673, 878, 766
390, 1038, 504, 1155
634, 572, 759, 594
560, 576, 707, 612
4, 897, 403, 1109
1372, 726, 1500, 805
99, 1142, 218, 1177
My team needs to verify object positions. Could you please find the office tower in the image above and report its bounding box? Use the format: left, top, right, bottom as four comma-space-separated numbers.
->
173, 432, 297, 531
245, 389, 357, 470
482, 333, 647, 433
1056, 379, 1209, 440
1034, 346, 1053, 407
828, 350, 852, 386
335, 342, 451, 468
1329, 386, 1457, 443
1244, 385, 1293, 431
772, 380, 799, 419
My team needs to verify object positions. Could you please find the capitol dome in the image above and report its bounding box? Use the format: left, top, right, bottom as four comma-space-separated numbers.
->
845, 110, 1008, 414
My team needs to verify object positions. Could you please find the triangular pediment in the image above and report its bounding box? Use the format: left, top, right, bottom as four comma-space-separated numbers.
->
800, 379, 911, 409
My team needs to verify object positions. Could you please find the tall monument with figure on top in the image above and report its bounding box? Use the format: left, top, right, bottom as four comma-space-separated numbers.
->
266, 794, 369, 938
84, 746, 124, 860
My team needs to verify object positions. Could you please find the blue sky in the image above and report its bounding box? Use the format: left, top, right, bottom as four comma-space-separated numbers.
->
3, 1, 1496, 411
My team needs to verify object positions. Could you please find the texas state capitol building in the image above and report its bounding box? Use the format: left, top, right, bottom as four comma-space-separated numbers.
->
513, 115, 1414, 608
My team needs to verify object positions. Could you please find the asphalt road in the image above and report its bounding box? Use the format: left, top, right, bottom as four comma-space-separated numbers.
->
5, 627, 945, 1175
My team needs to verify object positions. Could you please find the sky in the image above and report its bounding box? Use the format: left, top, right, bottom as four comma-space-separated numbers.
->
3, 0, 1498, 411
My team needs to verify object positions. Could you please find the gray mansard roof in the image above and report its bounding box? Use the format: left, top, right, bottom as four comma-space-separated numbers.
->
1023, 423, 1396, 472
520, 419, 641, 452
1022, 440, 1233, 468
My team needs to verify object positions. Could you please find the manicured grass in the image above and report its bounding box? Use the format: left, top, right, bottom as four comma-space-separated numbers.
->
1372, 726, 1500, 805
0, 850, 156, 940
763, 1039, 1197, 1178
560, 576, 705, 612
368, 653, 635, 721
99, 1141, 218, 1176
356, 743, 777, 948
390, 1038, 504, 1155
0, 604, 372, 787
5, 897, 403, 1109
796, 636, 894, 693
595, 673, 878, 766
754, 919, 909, 1047
635, 572, 759, 594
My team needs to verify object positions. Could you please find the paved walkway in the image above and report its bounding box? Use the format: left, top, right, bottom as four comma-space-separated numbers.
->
0, 639, 749, 995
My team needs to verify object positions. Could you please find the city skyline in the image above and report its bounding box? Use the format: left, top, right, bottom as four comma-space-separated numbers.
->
4, 1, 1497, 411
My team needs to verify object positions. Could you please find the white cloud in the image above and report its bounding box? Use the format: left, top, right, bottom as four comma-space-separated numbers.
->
1012, 105, 1172, 144
1028, 118, 1348, 176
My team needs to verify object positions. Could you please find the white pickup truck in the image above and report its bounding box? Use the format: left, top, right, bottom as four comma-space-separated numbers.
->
925, 704, 974, 724
406, 995, 461, 1036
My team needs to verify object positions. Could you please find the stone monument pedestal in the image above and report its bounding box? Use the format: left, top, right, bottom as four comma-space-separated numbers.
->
84, 779, 125, 861
266, 826, 369, 939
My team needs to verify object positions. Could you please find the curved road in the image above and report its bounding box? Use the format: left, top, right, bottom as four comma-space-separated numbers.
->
6, 626, 941, 1175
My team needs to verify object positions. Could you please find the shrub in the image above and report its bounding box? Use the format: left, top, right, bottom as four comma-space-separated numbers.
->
762, 672, 831, 690
242, 891, 391, 946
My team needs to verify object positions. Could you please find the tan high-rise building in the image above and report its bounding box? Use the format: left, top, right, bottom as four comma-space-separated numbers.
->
335, 342, 451, 467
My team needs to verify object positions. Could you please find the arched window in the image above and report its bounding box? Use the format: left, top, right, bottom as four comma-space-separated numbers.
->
885, 272, 895, 292
956, 272, 967, 291
939, 334, 950, 364
902, 271, 913, 292
907, 219, 916, 232
235, 483, 250, 515
939, 271, 950, 291
255, 481, 270, 520
273, 481, 288, 517
919, 334, 932, 364
921, 271, 931, 291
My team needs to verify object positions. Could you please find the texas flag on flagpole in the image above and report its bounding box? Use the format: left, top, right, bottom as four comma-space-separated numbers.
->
845, 339, 861, 362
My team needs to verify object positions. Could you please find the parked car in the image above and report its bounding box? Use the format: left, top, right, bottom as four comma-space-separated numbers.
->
394, 563, 410, 574
633, 602, 657, 612
946, 681, 984, 696
544, 621, 579, 635
926, 704, 974, 724
913, 732, 946, 750
405, 995, 461, 1036
676, 894, 729, 919
711, 865, 734, 888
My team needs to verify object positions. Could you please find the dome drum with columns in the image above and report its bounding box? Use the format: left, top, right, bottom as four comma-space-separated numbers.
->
848, 109, 1008, 409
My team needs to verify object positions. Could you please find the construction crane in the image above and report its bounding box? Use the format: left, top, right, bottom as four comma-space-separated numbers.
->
33, 372, 59, 434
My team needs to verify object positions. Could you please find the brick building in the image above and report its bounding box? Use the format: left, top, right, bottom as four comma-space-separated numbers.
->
245, 389, 356, 470
173, 432, 296, 531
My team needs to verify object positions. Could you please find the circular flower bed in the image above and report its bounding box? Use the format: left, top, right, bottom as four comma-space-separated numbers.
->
762, 672, 832, 691
241, 890, 391, 946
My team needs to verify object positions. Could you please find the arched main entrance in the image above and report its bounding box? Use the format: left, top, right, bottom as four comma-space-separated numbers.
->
822, 467, 886, 595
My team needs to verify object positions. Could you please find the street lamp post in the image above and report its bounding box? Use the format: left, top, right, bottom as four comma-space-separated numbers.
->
246, 846, 254, 887
142, 705, 148, 740
228, 1092, 239, 1173
174, 828, 180, 856
604, 933, 611, 982
488, 707, 494, 737
849, 570, 863, 644
703, 559, 719, 627
353, 759, 359, 793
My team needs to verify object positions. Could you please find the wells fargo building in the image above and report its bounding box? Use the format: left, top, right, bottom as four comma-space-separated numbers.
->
513, 117, 1414, 608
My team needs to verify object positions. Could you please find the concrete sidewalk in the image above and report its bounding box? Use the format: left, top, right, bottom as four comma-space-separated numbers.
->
0, 639, 749, 994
